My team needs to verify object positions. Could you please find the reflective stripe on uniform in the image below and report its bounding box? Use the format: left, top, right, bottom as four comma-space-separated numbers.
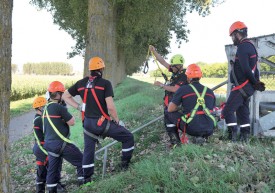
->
240, 124, 250, 127
83, 163, 94, 168
227, 123, 237, 126
166, 124, 176, 127
122, 146, 135, 152
47, 183, 57, 188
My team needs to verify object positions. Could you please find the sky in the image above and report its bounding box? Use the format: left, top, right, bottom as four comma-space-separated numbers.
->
12, 0, 275, 72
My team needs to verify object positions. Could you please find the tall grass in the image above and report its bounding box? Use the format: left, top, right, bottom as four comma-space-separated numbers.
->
11, 74, 82, 101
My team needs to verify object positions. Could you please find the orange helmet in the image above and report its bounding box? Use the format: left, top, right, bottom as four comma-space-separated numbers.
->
48, 81, 65, 92
32, 97, 47, 108
89, 57, 105, 70
185, 64, 203, 79
229, 21, 247, 36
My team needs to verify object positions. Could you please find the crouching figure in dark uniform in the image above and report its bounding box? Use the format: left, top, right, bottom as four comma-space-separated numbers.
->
43, 81, 84, 192
167, 64, 216, 145
62, 56, 135, 184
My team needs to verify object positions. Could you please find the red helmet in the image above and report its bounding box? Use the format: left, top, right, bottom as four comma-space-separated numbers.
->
48, 81, 65, 92
229, 21, 247, 36
185, 64, 203, 79
89, 57, 105, 70
32, 97, 47, 108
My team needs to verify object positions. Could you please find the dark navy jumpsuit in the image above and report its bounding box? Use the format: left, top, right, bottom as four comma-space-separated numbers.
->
222, 39, 259, 135
68, 76, 134, 182
33, 114, 48, 185
164, 67, 187, 144
166, 82, 216, 137
43, 102, 83, 190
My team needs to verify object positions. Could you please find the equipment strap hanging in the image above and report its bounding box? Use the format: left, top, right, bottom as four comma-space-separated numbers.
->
149, 48, 168, 83
33, 116, 48, 155
43, 102, 73, 144
82, 79, 111, 121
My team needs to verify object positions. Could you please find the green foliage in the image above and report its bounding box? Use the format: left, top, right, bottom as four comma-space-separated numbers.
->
23, 62, 73, 75
260, 56, 275, 71
30, 0, 223, 74
199, 62, 228, 78
149, 68, 172, 78
11, 63, 18, 73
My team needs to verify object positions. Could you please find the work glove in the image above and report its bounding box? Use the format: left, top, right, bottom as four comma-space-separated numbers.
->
253, 81, 266, 92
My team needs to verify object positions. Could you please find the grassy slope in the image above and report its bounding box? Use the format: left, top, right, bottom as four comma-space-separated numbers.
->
10, 77, 275, 193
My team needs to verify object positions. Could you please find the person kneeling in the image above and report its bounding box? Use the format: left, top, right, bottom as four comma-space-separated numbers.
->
166, 64, 216, 145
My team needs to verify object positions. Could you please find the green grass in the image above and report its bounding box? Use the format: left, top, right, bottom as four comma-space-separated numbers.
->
10, 76, 275, 193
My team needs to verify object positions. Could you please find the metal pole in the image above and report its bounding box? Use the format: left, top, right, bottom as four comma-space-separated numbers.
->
211, 80, 228, 91
102, 148, 108, 178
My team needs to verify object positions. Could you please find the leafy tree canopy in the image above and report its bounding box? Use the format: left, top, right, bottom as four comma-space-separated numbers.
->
30, 0, 224, 74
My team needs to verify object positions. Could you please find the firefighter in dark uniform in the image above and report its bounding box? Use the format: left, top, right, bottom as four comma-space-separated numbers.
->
62, 56, 135, 184
43, 81, 84, 192
167, 64, 216, 144
222, 21, 265, 142
149, 45, 188, 146
32, 97, 65, 193
32, 97, 48, 193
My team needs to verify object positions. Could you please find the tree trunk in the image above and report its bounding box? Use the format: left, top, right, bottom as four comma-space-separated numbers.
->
0, 0, 13, 192
84, 0, 126, 86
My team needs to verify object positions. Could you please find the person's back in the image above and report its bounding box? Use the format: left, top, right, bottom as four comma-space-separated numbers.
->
68, 76, 112, 118
174, 82, 215, 136
168, 63, 216, 143
43, 81, 83, 192
62, 56, 134, 185
43, 102, 71, 141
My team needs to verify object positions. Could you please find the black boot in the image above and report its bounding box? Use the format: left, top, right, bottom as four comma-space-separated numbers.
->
36, 183, 45, 193
119, 160, 130, 171
56, 182, 67, 192
240, 133, 249, 143
192, 137, 206, 145
47, 186, 57, 193
240, 126, 250, 143
167, 131, 181, 146
227, 126, 237, 142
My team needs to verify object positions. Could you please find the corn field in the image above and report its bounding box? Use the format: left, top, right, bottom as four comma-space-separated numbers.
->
11, 74, 82, 101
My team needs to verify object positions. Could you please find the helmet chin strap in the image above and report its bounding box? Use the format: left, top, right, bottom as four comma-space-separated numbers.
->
172, 65, 182, 75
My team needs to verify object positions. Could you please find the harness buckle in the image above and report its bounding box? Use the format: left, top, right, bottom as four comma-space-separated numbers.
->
197, 97, 205, 105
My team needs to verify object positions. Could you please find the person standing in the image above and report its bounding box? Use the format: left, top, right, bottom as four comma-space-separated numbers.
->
43, 81, 84, 192
167, 64, 216, 144
62, 57, 135, 184
32, 97, 48, 193
222, 21, 265, 142
149, 45, 188, 147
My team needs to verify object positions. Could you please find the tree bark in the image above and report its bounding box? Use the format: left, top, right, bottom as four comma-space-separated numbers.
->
0, 0, 13, 192
84, 0, 126, 86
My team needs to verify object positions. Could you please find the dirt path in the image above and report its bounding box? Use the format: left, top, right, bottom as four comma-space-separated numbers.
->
9, 111, 34, 143
9, 97, 81, 143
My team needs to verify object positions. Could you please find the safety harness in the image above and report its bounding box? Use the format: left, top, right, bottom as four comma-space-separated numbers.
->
81, 77, 111, 141
231, 39, 258, 97
42, 102, 73, 157
164, 70, 186, 107
179, 84, 216, 143
33, 116, 48, 155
